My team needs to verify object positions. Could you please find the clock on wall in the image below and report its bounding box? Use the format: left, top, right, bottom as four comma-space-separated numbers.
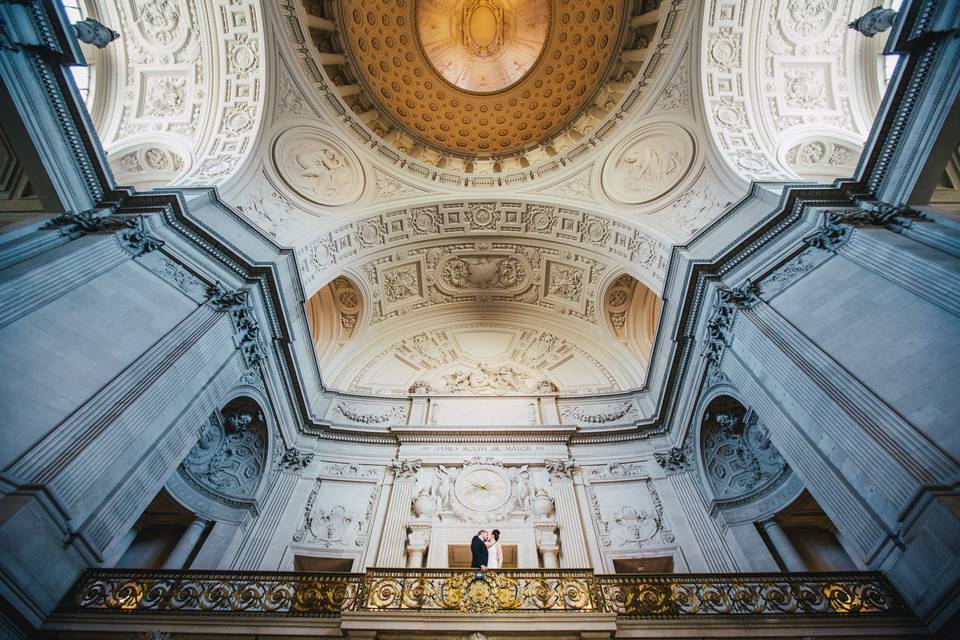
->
454, 465, 511, 512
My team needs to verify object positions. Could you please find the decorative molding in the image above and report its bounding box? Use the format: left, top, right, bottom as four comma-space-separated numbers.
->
561, 402, 637, 425
278, 447, 314, 472
206, 283, 267, 368
391, 458, 422, 478
545, 458, 575, 479
333, 402, 406, 426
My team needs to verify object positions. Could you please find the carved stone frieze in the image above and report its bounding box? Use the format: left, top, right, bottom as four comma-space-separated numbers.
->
333, 402, 406, 426
561, 402, 637, 425
279, 447, 314, 472
587, 479, 669, 548
654, 446, 692, 474
293, 479, 380, 547
426, 459, 554, 523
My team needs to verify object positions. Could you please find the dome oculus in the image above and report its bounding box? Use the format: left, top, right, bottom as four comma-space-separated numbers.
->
416, 0, 550, 94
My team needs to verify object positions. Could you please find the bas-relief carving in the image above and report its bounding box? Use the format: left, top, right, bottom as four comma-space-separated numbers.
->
654, 173, 734, 236
420, 458, 555, 523
179, 409, 267, 502
703, 0, 868, 181
348, 323, 619, 396
601, 123, 696, 205
374, 170, 428, 201
272, 126, 363, 206
560, 401, 637, 426
293, 479, 380, 547
236, 180, 300, 239
297, 203, 669, 295
332, 402, 406, 426
587, 479, 673, 548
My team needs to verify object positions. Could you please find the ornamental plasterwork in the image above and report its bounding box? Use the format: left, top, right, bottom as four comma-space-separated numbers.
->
652, 169, 736, 237
418, 459, 555, 523
179, 408, 267, 504
560, 401, 638, 427
356, 240, 613, 327
92, 0, 266, 188
297, 202, 670, 299
331, 402, 407, 426
271, 126, 364, 207
601, 122, 698, 205
701, 0, 873, 182
271, 0, 690, 185
293, 479, 379, 547
337, 321, 632, 396
235, 175, 301, 239
586, 478, 673, 548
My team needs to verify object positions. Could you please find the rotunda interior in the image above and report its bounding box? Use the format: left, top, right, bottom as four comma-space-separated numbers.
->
0, 0, 959, 638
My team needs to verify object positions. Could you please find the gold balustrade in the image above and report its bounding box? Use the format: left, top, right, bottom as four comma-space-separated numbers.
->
59, 568, 909, 619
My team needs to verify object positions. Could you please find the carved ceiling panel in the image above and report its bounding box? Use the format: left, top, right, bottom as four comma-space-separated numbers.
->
89, 0, 267, 189
347, 237, 636, 331
327, 317, 639, 396
700, 0, 877, 182
601, 122, 698, 205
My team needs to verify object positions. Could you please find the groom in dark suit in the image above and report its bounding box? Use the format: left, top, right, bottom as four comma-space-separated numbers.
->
470, 529, 489, 570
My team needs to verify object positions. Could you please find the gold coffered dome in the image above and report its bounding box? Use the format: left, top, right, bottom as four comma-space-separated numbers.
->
417, 0, 550, 94
335, 0, 626, 157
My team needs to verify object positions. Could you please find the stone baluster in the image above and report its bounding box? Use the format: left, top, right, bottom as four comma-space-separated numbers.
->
545, 459, 590, 568
375, 459, 421, 567
163, 517, 209, 570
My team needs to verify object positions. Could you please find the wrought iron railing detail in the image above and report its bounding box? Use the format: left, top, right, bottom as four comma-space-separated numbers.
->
59, 569, 908, 619
595, 573, 907, 618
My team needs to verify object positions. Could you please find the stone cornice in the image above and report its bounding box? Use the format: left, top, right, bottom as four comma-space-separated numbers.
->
391, 425, 576, 444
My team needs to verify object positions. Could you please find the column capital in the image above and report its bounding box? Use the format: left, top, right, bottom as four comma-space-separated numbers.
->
545, 458, 575, 479
391, 458, 422, 478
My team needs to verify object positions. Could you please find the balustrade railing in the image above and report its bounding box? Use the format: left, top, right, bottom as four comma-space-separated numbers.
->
59, 568, 909, 619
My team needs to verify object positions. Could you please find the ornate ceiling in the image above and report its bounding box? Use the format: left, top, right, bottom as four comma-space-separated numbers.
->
336, 0, 624, 158
76, 0, 892, 401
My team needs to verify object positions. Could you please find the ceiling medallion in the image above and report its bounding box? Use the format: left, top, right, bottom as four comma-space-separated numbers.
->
601, 123, 698, 205
271, 126, 364, 207
417, 0, 550, 94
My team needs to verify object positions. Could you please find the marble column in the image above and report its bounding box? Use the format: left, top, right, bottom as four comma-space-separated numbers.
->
375, 459, 421, 567
545, 459, 590, 568
163, 517, 209, 569
760, 518, 806, 572
405, 522, 432, 568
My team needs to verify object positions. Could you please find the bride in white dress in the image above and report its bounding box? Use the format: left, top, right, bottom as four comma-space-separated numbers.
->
486, 529, 503, 569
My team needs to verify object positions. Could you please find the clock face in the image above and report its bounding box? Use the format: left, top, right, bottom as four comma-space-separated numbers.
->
454, 466, 510, 512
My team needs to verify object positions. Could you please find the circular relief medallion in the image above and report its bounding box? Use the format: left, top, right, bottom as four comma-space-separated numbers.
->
454, 466, 511, 512
272, 126, 363, 206
601, 123, 697, 205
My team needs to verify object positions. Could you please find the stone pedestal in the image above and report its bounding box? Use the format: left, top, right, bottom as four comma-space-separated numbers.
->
405, 522, 432, 568
534, 522, 560, 569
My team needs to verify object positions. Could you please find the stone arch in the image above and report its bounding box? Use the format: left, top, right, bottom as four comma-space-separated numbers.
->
694, 393, 793, 514
306, 273, 367, 369
170, 392, 274, 521
601, 272, 662, 362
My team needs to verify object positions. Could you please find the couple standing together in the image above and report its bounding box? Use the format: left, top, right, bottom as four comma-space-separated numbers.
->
469, 529, 502, 571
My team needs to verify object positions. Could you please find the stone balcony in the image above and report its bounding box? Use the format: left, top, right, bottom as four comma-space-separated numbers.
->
44, 568, 928, 638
